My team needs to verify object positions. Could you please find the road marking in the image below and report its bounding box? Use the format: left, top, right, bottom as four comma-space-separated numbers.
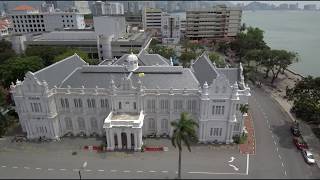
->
284, 171, 287, 176
149, 170, 156, 173
136, 170, 144, 173
276, 147, 279, 152
278, 154, 282, 159
188, 171, 246, 175
73, 169, 79, 172
176, 171, 178, 174
161, 171, 168, 173
24, 166, 30, 170
48, 168, 54, 171
246, 154, 250, 175
97, 169, 104, 172
229, 164, 239, 171
59, 169, 67, 171
274, 141, 277, 145
12, 166, 18, 169
35, 168, 42, 170
110, 170, 117, 172
228, 156, 235, 163
281, 162, 284, 167
84, 169, 92, 172
123, 170, 131, 173
1, 165, 6, 168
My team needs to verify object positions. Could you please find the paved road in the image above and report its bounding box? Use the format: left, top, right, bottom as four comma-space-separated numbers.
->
249, 86, 320, 179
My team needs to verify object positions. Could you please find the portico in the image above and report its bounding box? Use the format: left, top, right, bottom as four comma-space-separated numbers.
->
103, 111, 144, 151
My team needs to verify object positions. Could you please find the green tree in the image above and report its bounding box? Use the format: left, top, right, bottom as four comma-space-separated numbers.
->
25, 46, 66, 66
208, 52, 226, 68
148, 45, 176, 59
53, 48, 90, 63
0, 56, 44, 87
171, 112, 199, 179
128, 48, 140, 54
179, 51, 197, 68
0, 39, 16, 64
286, 76, 320, 124
239, 104, 249, 115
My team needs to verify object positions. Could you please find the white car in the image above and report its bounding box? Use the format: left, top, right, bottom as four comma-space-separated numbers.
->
302, 150, 316, 164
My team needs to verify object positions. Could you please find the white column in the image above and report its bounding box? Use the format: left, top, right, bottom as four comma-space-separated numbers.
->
117, 130, 122, 149
134, 131, 138, 149
109, 129, 114, 150
127, 131, 131, 149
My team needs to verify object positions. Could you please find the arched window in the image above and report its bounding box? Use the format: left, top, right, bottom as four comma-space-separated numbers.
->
78, 118, 85, 131
65, 117, 73, 130
90, 118, 98, 131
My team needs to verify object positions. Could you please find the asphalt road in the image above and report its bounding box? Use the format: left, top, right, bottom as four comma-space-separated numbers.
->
249, 86, 320, 179
0, 85, 319, 179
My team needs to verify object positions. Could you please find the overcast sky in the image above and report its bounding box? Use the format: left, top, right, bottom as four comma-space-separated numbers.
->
232, 1, 320, 8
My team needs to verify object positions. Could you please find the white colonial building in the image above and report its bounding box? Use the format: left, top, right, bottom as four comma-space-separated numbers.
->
10, 50, 250, 151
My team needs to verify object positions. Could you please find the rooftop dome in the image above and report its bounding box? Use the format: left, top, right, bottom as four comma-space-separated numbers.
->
14, 5, 35, 11
127, 52, 138, 62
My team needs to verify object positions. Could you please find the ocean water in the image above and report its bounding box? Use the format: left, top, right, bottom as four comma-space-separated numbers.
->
171, 11, 320, 77
243, 10, 320, 77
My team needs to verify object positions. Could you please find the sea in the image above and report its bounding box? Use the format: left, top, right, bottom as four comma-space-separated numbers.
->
171, 10, 320, 77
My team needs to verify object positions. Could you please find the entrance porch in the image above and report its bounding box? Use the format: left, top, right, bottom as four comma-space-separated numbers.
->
103, 111, 144, 151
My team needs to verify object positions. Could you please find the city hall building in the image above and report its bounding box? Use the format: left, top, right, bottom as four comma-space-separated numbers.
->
10, 50, 250, 151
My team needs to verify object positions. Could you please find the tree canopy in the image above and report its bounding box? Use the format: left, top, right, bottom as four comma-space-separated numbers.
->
0, 56, 44, 87
0, 39, 17, 64
208, 52, 226, 68
286, 76, 320, 124
25, 46, 66, 66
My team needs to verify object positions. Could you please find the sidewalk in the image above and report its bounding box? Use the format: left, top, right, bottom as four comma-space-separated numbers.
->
239, 113, 256, 155
260, 83, 320, 168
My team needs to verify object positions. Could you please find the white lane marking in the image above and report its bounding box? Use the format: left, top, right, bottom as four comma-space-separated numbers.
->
284, 171, 287, 176
1, 166, 6, 168
276, 147, 279, 152
188, 171, 246, 175
12, 166, 18, 169
228, 156, 235, 163
149, 170, 156, 173
24, 166, 30, 170
272, 135, 274, 138
246, 154, 250, 175
97, 169, 104, 172
279, 154, 282, 159
136, 170, 144, 173
84, 169, 92, 172
161, 171, 168, 173
123, 170, 131, 173
59, 168, 67, 171
110, 170, 117, 172
274, 141, 277, 145
229, 164, 239, 171
281, 162, 284, 167
176, 171, 178, 174
48, 168, 54, 171
35, 168, 42, 170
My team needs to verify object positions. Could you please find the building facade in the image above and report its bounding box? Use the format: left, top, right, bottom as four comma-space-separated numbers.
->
10, 51, 250, 151
9, 5, 85, 34
142, 7, 162, 31
186, 5, 242, 40
92, 1, 124, 16
161, 13, 180, 44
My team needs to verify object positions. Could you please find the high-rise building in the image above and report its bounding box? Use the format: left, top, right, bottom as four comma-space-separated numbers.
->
73, 1, 91, 14
142, 7, 162, 31
161, 13, 180, 44
9, 5, 85, 34
45, 1, 58, 9
92, 1, 124, 16
186, 5, 242, 41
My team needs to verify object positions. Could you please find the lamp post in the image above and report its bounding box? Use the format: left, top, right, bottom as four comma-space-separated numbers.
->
78, 161, 87, 180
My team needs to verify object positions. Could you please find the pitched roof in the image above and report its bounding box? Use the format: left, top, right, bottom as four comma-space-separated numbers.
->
217, 68, 240, 85
33, 54, 87, 88
60, 65, 199, 89
191, 52, 219, 86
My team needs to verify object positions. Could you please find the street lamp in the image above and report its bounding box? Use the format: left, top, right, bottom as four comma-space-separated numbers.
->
78, 161, 87, 180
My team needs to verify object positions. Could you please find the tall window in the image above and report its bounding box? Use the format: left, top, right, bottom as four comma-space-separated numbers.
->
87, 98, 95, 108
212, 105, 225, 115
210, 128, 222, 136
148, 118, 155, 131
133, 102, 137, 110
78, 118, 85, 131
147, 99, 156, 113
74, 98, 82, 108
65, 118, 73, 130
30, 102, 42, 112
161, 119, 168, 131
119, 102, 122, 109
101, 99, 109, 109
234, 123, 240, 131
160, 99, 169, 112
173, 100, 183, 112
90, 118, 98, 131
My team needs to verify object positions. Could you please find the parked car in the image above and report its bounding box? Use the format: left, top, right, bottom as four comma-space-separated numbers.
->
291, 122, 301, 137
293, 136, 308, 150
302, 149, 316, 164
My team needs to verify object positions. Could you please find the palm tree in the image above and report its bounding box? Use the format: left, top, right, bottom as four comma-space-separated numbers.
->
171, 112, 199, 179
239, 104, 249, 115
